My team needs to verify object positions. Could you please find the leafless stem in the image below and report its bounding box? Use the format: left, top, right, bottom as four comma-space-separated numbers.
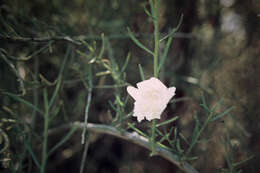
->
0, 32, 194, 45
0, 36, 82, 45
0, 128, 10, 154
0, 50, 26, 95
79, 133, 91, 173
48, 122, 199, 173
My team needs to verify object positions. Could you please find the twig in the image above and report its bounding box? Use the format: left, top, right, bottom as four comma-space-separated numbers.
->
79, 133, 91, 173
81, 63, 93, 144
0, 36, 81, 45
0, 128, 10, 154
41, 88, 49, 173
81, 87, 92, 144
0, 50, 26, 95
0, 36, 82, 45
0, 32, 194, 45
48, 122, 199, 173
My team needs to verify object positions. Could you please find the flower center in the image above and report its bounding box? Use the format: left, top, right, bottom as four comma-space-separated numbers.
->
145, 90, 160, 100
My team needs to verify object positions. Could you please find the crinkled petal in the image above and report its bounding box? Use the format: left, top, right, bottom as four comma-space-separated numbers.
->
137, 77, 167, 91
133, 100, 166, 122
166, 87, 176, 102
132, 102, 145, 122
137, 115, 145, 122
127, 86, 139, 100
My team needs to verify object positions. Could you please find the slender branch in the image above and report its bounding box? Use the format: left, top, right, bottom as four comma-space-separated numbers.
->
0, 32, 194, 45
41, 89, 49, 173
0, 128, 10, 154
79, 133, 91, 173
0, 50, 26, 95
0, 36, 82, 45
152, 0, 160, 78
48, 122, 199, 173
81, 80, 93, 144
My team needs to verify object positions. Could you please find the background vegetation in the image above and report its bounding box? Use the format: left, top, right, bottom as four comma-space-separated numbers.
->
0, 0, 259, 173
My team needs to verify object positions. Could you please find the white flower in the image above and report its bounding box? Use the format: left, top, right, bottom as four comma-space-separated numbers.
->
127, 77, 176, 122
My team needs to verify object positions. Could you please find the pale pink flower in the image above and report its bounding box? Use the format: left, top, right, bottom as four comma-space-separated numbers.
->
127, 77, 176, 122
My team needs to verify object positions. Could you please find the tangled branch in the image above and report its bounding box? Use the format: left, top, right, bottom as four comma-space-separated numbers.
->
0, 128, 10, 154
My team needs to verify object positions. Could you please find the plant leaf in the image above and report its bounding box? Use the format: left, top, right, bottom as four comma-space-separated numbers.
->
210, 106, 234, 122
127, 27, 154, 55
138, 64, 145, 80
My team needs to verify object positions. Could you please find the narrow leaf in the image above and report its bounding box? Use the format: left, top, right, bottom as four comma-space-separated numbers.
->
138, 64, 145, 80
127, 27, 154, 55
159, 14, 183, 42
97, 33, 105, 60
120, 52, 131, 74
155, 128, 164, 137
210, 106, 234, 122
173, 127, 178, 143
48, 125, 78, 156
159, 134, 169, 143
158, 14, 183, 72
5, 92, 43, 114
96, 70, 111, 76
144, 5, 152, 18
49, 76, 62, 109
24, 41, 53, 60
211, 98, 223, 113
156, 116, 178, 127
158, 34, 173, 72
176, 138, 184, 153
128, 123, 149, 138
24, 137, 41, 169
191, 115, 200, 144
179, 132, 190, 146
200, 92, 210, 112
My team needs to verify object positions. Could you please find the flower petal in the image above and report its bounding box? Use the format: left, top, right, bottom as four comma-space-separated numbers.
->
137, 77, 167, 91
167, 87, 176, 99
127, 86, 139, 100
137, 115, 145, 122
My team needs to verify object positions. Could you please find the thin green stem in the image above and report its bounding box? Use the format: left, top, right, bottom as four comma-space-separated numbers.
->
79, 133, 92, 173
81, 65, 93, 144
32, 57, 39, 129
186, 111, 214, 155
153, 0, 160, 78
150, 0, 160, 156
41, 88, 49, 173
150, 119, 157, 156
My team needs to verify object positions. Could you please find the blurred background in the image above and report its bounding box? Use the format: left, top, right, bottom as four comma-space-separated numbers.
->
0, 0, 260, 172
